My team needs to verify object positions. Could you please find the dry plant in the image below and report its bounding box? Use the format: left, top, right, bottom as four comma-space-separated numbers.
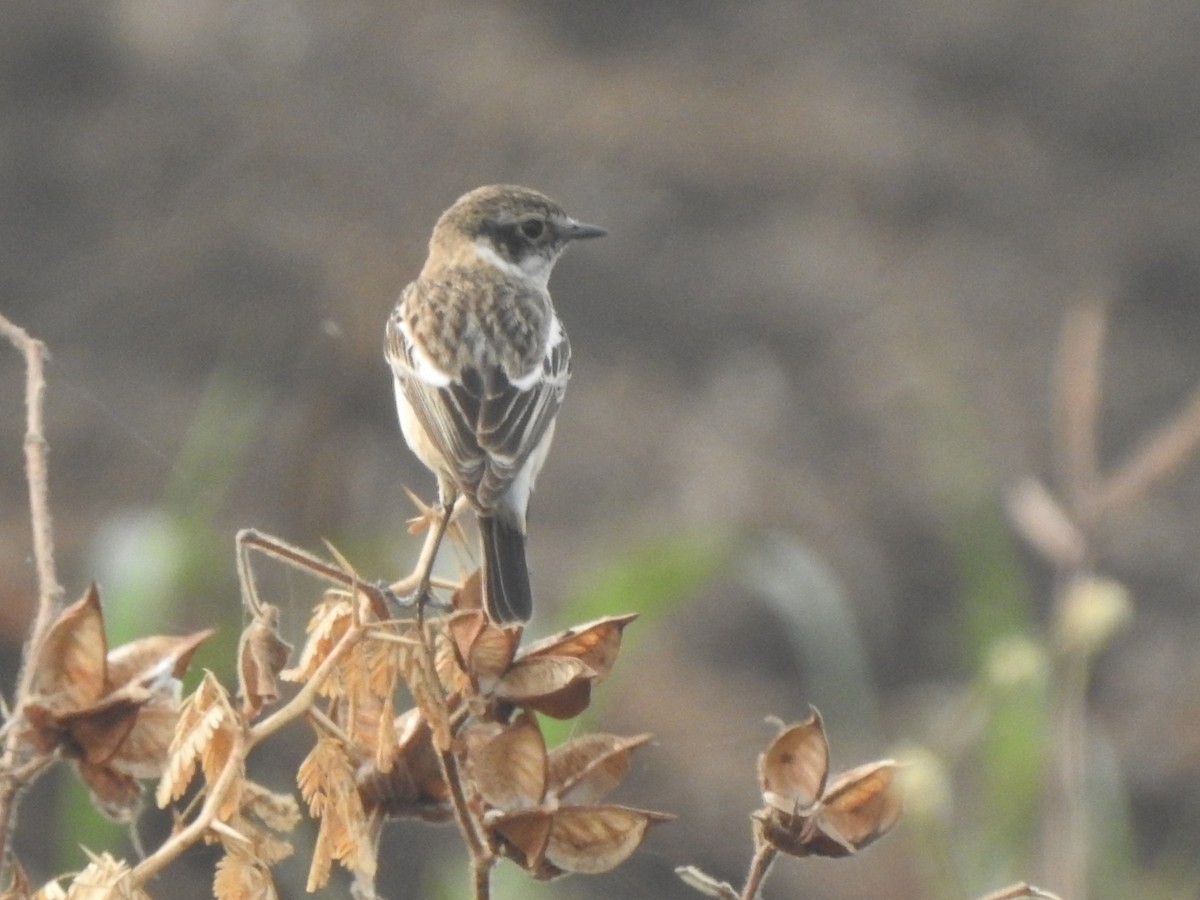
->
0, 313, 912, 899
1005, 299, 1200, 899
676, 709, 902, 899
0, 313, 669, 898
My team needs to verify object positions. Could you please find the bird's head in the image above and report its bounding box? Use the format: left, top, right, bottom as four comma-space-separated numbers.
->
424, 184, 606, 288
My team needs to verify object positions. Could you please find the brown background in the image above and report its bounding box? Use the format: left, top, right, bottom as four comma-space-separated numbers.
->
3, 1, 1200, 897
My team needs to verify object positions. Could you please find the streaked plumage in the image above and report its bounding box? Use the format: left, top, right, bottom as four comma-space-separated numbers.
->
385, 185, 605, 623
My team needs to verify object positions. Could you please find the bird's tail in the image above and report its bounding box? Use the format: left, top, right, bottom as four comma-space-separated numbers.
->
479, 514, 533, 624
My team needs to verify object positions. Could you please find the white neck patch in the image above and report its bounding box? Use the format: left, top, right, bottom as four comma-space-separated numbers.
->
473, 240, 553, 290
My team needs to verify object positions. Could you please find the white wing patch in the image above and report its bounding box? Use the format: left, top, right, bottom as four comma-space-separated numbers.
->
398, 315, 453, 387
509, 314, 566, 391
546, 313, 565, 350
510, 366, 542, 391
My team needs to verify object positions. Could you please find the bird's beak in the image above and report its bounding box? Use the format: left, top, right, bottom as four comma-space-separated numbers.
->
562, 220, 608, 241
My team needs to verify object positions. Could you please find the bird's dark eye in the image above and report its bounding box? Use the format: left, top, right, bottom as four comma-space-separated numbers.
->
519, 218, 545, 240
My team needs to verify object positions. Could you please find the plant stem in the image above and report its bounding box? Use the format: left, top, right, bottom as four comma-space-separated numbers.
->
739, 826, 778, 900
131, 730, 246, 885
0, 315, 66, 882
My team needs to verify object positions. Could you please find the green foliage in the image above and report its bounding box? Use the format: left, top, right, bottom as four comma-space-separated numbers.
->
540, 530, 729, 747
556, 530, 730, 632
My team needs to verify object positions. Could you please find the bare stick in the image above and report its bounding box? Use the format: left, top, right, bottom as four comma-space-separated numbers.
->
738, 827, 778, 900
0, 315, 66, 880
1054, 302, 1107, 525
130, 729, 246, 885
388, 494, 465, 602
1005, 478, 1087, 570
471, 852, 492, 900
0, 314, 66, 690
1095, 382, 1200, 516
236, 529, 394, 620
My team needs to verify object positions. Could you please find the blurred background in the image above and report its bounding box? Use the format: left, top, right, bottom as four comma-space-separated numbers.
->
3, 1, 1200, 897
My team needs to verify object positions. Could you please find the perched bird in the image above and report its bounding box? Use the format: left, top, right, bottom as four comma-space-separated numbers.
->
385, 185, 606, 623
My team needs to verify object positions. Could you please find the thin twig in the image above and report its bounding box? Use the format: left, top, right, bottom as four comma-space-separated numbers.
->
1040, 303, 1112, 900
1043, 641, 1090, 900
1005, 478, 1087, 570
306, 705, 355, 748
471, 853, 492, 900
1094, 382, 1200, 517
130, 729, 246, 885
442, 745, 492, 881
236, 529, 394, 620
738, 830, 778, 900
0, 314, 66, 688
0, 315, 67, 881
418, 606, 490, 878
1054, 302, 1107, 527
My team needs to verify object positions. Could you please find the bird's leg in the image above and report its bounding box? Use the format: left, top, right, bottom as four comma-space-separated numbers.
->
387, 493, 463, 612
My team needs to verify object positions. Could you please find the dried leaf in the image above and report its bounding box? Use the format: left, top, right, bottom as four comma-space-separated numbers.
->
759, 759, 902, 857
548, 733, 652, 806
298, 736, 376, 891
373, 699, 400, 773
812, 760, 902, 856
363, 629, 406, 699
23, 588, 213, 805
333, 657, 395, 764
359, 709, 451, 822
448, 610, 518, 691
156, 673, 239, 809
282, 593, 352, 685
240, 781, 302, 835
463, 713, 547, 810
517, 615, 637, 683
105, 628, 214, 693
64, 851, 148, 898
55, 692, 147, 766
758, 708, 828, 812
496, 656, 595, 719
214, 854, 277, 900
106, 699, 182, 780
431, 626, 470, 701
213, 801, 295, 881
490, 808, 554, 875
450, 568, 484, 612
76, 761, 143, 823
407, 653, 454, 753
28, 584, 107, 710
543, 805, 671, 875
237, 605, 292, 718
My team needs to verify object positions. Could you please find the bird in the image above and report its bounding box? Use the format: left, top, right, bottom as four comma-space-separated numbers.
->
385, 185, 606, 624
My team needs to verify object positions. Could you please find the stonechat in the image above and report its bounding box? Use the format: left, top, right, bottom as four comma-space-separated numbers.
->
385, 185, 606, 623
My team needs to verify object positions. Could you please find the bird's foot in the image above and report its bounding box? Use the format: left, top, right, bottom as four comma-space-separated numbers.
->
380, 576, 452, 615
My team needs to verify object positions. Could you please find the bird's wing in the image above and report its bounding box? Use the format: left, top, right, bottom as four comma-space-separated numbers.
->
473, 320, 571, 508
386, 291, 486, 490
